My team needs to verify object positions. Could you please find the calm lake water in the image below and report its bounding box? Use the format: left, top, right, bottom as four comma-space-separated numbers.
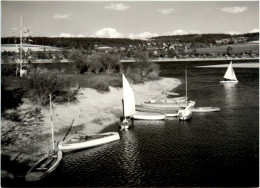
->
28, 61, 259, 187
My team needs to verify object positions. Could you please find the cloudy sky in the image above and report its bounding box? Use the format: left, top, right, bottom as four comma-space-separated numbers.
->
1, 1, 259, 39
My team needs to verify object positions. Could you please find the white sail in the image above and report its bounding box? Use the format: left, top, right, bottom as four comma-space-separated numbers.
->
122, 74, 136, 116
223, 61, 238, 81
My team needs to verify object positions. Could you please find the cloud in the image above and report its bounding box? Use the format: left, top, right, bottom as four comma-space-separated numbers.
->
95, 28, 123, 38
52, 13, 71, 19
105, 3, 129, 11
249, 28, 259, 33
158, 8, 174, 15
128, 32, 159, 39
57, 33, 86, 38
221, 6, 247, 14
226, 31, 241, 35
164, 29, 200, 35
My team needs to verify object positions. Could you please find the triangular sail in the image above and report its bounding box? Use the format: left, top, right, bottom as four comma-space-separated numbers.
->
223, 61, 238, 81
122, 74, 136, 116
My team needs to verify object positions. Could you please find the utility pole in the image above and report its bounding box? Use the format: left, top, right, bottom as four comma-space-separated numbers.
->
13, 15, 27, 77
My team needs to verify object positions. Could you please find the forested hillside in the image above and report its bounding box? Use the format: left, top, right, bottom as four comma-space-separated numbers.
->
2, 33, 258, 50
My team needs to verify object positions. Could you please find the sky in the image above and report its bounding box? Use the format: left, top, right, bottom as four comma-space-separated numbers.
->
1, 1, 259, 39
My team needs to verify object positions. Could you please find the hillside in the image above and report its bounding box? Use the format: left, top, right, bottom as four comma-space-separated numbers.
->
194, 41, 259, 54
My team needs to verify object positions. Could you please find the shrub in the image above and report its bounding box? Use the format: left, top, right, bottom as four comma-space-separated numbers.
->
92, 81, 110, 92
1, 64, 17, 76
123, 52, 161, 84
2, 111, 21, 122
146, 70, 160, 79
23, 68, 73, 105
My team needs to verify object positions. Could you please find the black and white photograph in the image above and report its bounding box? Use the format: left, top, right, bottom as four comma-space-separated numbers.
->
1, 0, 259, 187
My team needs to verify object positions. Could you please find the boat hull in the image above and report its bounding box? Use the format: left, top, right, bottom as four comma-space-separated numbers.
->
58, 132, 120, 151
136, 105, 178, 113
25, 150, 63, 182
179, 113, 192, 121
178, 107, 193, 121
133, 112, 165, 120
189, 107, 220, 112
220, 80, 238, 83
142, 100, 195, 108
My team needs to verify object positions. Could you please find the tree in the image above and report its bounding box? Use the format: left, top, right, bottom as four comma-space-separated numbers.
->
87, 53, 103, 74
134, 51, 160, 77
100, 53, 120, 74
227, 46, 233, 56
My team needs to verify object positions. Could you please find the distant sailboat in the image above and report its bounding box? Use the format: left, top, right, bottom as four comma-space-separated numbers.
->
220, 61, 238, 83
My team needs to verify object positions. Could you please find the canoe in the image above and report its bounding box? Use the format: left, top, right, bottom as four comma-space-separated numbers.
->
25, 150, 63, 182
189, 107, 220, 112
58, 132, 120, 151
133, 112, 165, 120
163, 91, 179, 96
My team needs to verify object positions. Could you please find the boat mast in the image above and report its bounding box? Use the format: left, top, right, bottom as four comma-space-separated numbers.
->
185, 67, 188, 106
50, 94, 55, 151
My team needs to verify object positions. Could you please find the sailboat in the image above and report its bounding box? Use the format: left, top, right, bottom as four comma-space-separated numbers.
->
220, 61, 238, 83
25, 94, 63, 182
119, 74, 135, 129
177, 67, 192, 121
119, 74, 165, 129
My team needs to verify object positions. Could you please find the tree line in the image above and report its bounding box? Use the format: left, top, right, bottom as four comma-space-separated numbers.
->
2, 33, 258, 50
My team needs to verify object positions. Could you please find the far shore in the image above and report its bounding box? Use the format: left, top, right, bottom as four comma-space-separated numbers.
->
1, 57, 259, 65
120, 57, 259, 63
196, 62, 259, 68
1, 77, 181, 172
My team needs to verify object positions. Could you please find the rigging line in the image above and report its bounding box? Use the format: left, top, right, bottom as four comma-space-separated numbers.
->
62, 119, 74, 141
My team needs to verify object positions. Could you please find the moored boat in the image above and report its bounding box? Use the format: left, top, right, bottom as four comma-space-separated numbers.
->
135, 105, 179, 114
133, 112, 165, 120
120, 74, 176, 121
178, 106, 192, 121
177, 68, 193, 121
119, 74, 136, 129
25, 150, 63, 182
25, 94, 62, 182
189, 107, 220, 112
58, 132, 120, 151
142, 100, 195, 108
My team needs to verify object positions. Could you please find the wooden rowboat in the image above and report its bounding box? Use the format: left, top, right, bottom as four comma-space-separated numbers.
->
58, 132, 120, 151
25, 150, 63, 182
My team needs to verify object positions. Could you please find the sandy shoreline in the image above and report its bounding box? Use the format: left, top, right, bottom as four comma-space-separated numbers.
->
1, 77, 181, 169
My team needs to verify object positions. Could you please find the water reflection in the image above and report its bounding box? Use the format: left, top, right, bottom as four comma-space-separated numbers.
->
221, 83, 238, 108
